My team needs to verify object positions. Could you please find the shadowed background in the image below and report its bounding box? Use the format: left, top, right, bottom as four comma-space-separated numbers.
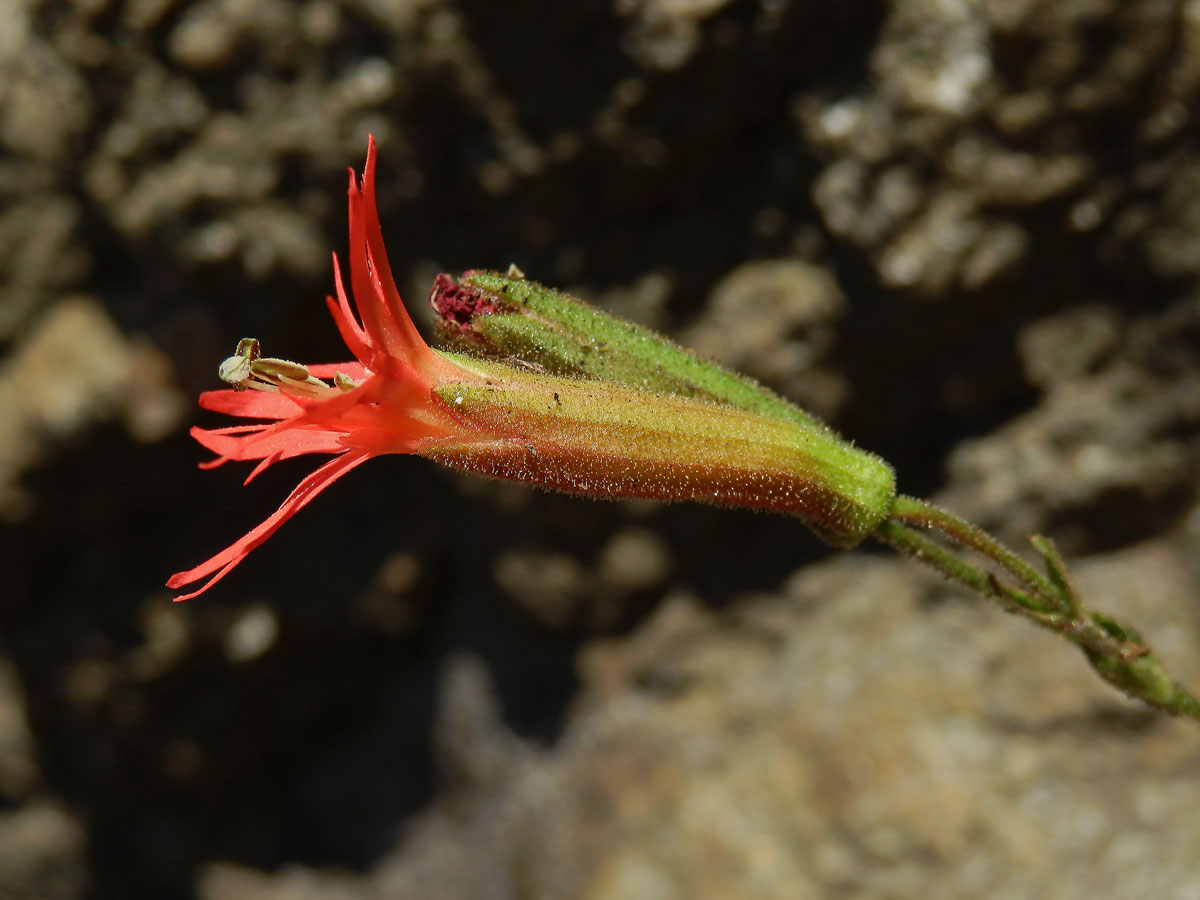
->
2, 1, 1199, 897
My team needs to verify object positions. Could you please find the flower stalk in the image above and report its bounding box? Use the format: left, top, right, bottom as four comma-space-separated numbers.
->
873, 501, 1200, 720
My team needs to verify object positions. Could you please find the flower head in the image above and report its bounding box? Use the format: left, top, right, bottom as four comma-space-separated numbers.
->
168, 137, 501, 600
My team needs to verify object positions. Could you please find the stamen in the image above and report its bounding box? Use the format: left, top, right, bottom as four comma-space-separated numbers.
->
334, 372, 361, 392
269, 370, 336, 400
218, 338, 262, 392
216, 338, 341, 398
252, 358, 313, 382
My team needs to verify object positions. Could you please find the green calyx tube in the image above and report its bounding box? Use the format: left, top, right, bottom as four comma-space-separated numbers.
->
428, 269, 895, 548
430, 269, 826, 429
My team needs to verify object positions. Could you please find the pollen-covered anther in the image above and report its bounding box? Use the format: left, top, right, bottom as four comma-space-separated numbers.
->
218, 339, 342, 399
333, 371, 361, 392
217, 337, 260, 391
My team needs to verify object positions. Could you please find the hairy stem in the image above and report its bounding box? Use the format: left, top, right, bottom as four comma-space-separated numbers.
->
873, 501, 1200, 723
872, 518, 1058, 618
889, 495, 1048, 595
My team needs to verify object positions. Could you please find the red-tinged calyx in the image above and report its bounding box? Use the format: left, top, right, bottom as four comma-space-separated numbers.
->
425, 354, 896, 548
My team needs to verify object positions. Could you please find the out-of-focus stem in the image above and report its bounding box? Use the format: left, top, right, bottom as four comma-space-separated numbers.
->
874, 499, 1200, 722
889, 495, 1047, 595
872, 517, 1058, 618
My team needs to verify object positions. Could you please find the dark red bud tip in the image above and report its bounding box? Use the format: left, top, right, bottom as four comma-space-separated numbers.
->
429, 273, 502, 331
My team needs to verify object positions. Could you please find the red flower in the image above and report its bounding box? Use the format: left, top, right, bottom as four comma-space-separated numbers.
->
170, 139, 897, 601
167, 137, 496, 600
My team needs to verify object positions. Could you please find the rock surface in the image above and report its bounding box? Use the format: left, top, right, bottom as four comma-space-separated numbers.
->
1, 1, 1198, 898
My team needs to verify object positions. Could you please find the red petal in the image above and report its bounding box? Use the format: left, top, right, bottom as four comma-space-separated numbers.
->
196, 423, 272, 436
347, 169, 408, 354
191, 424, 346, 462
200, 390, 301, 419
325, 254, 374, 366
243, 451, 283, 485
167, 451, 371, 601
305, 360, 369, 381
360, 136, 428, 356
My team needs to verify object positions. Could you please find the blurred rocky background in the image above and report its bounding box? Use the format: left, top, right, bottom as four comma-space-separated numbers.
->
2, 0, 1200, 897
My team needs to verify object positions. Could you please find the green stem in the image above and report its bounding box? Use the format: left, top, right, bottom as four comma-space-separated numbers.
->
889, 495, 1049, 598
872, 518, 1059, 618
873, 502, 1200, 723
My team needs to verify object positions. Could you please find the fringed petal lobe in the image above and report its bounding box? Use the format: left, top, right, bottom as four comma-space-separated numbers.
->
168, 452, 370, 601
191, 425, 347, 463
360, 136, 426, 355
200, 390, 302, 419
326, 251, 374, 365
346, 169, 407, 354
